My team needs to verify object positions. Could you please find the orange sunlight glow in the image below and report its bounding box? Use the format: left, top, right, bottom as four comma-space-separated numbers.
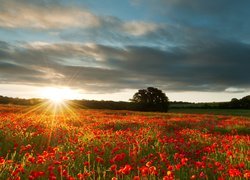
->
24, 87, 82, 146
40, 87, 80, 104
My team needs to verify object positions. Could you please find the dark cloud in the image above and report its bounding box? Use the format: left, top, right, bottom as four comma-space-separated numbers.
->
103, 41, 250, 91
0, 41, 142, 93
0, 40, 250, 93
136, 0, 250, 41
0, 61, 47, 85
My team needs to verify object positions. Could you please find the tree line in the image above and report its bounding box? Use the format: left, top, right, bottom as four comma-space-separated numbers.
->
0, 95, 42, 106
0, 87, 250, 111
226, 96, 250, 109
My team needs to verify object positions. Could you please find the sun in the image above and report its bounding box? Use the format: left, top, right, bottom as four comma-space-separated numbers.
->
40, 87, 80, 104
49, 94, 64, 104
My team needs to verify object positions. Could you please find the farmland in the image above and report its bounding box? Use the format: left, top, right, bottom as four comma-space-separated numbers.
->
0, 105, 249, 179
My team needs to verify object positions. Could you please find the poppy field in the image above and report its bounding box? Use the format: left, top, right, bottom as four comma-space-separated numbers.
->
0, 105, 249, 179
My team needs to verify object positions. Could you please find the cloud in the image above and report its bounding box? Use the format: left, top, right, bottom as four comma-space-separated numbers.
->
0, 0, 100, 29
0, 40, 250, 94
225, 87, 246, 93
129, 0, 250, 43
59, 15, 166, 47
0, 0, 166, 48
110, 40, 250, 92
0, 41, 139, 92
121, 21, 160, 36
133, 0, 250, 18
0, 61, 49, 85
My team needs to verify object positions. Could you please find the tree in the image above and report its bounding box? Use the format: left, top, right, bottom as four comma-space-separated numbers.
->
130, 87, 169, 112
229, 98, 240, 108
240, 95, 250, 109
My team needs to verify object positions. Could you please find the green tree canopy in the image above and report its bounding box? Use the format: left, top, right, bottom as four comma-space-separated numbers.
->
130, 87, 169, 112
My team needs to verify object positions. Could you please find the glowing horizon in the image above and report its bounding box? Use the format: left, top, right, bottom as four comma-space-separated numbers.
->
39, 87, 81, 103
0, 84, 249, 103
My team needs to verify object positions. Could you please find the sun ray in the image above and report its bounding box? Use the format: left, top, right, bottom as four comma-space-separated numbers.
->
14, 87, 82, 147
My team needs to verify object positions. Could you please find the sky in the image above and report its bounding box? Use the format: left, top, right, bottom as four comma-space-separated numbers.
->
0, 0, 250, 102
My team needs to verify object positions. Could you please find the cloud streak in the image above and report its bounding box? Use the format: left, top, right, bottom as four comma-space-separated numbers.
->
0, 0, 100, 29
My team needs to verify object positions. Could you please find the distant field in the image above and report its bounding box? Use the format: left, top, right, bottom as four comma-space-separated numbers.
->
169, 108, 250, 117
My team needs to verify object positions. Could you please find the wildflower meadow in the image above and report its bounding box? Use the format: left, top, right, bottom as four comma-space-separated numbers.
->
0, 105, 249, 179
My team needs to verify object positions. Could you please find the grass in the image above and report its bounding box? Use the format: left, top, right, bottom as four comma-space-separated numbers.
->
169, 108, 250, 117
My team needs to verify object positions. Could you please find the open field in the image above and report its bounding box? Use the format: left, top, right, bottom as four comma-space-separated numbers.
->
169, 108, 250, 117
0, 105, 249, 179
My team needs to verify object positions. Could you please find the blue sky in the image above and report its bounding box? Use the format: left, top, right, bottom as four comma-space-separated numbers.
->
0, 0, 250, 102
